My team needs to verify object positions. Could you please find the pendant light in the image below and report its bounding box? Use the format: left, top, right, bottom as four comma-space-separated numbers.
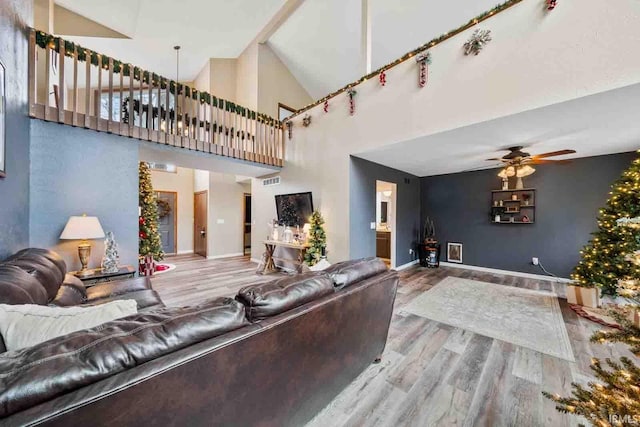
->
174, 45, 183, 132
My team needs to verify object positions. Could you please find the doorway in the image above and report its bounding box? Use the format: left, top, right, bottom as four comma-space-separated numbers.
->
194, 190, 208, 257
375, 181, 397, 268
243, 193, 252, 256
156, 191, 177, 255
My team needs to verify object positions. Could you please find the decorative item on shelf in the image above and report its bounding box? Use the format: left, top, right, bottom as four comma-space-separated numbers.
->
423, 216, 436, 244
522, 193, 531, 206
60, 214, 106, 276
323, 100, 329, 113
302, 222, 311, 243
101, 231, 120, 274
494, 214, 501, 223
415, 50, 431, 88
379, 70, 386, 87
493, 200, 498, 207
302, 114, 312, 127
463, 29, 492, 56
347, 89, 357, 116
283, 226, 293, 244
522, 215, 530, 223
285, 120, 293, 139
498, 200, 504, 207
271, 222, 280, 241
511, 193, 518, 201
515, 165, 535, 189
546, 0, 557, 10
447, 242, 463, 264
304, 210, 327, 266
509, 216, 515, 223
505, 207, 519, 213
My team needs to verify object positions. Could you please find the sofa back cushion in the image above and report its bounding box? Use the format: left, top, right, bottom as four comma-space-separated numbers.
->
51, 274, 87, 307
0, 297, 249, 418
4, 248, 67, 301
0, 265, 49, 305
237, 273, 334, 322
324, 257, 389, 290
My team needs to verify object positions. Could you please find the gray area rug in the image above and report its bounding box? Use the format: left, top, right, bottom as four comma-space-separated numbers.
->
403, 277, 575, 362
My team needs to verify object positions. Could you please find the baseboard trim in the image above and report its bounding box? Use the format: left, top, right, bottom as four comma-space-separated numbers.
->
394, 260, 419, 271
206, 252, 244, 260
439, 261, 572, 283
177, 250, 194, 255
250, 258, 262, 264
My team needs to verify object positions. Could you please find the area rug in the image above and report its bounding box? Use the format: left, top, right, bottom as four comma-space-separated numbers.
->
403, 277, 575, 362
153, 263, 176, 275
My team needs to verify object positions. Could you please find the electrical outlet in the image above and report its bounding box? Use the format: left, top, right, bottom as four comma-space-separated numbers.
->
532, 257, 539, 266
409, 249, 414, 255
370, 222, 376, 230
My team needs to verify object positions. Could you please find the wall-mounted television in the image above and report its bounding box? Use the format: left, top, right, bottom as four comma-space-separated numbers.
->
275, 192, 314, 227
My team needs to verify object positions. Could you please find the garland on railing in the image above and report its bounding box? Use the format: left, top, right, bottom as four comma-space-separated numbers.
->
122, 98, 259, 143
288, 0, 524, 118
34, 30, 282, 128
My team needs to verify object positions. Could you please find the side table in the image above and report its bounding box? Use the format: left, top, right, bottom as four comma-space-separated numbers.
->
71, 265, 136, 287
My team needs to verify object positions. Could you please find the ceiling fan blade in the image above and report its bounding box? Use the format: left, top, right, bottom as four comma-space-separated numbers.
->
486, 158, 502, 161
531, 149, 576, 159
528, 159, 572, 165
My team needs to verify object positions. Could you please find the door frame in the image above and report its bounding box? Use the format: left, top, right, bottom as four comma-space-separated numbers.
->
242, 192, 251, 256
156, 190, 178, 255
194, 190, 208, 258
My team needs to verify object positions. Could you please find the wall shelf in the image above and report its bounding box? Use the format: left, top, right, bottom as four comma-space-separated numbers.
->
490, 188, 536, 224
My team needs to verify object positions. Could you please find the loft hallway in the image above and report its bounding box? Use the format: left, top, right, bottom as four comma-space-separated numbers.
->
28, 30, 285, 172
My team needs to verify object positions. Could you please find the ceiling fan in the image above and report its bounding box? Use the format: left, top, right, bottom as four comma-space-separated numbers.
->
488, 146, 576, 189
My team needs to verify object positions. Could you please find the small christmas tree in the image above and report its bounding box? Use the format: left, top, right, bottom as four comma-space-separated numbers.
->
304, 210, 326, 266
139, 162, 164, 262
573, 153, 640, 295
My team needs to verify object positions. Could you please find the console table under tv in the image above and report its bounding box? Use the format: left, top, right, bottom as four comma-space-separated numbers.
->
262, 240, 310, 274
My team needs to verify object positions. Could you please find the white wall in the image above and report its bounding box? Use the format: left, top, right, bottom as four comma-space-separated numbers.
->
150, 167, 194, 254
251, 0, 640, 263
207, 173, 250, 258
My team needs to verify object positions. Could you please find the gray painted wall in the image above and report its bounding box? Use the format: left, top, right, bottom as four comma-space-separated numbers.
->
350, 156, 421, 267
0, 0, 33, 258
421, 151, 638, 278
30, 120, 139, 271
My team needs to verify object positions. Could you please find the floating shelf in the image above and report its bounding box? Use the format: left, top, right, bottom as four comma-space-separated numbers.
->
492, 221, 535, 224
490, 188, 536, 224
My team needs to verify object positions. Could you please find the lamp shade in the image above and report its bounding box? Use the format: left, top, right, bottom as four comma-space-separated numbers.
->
497, 166, 515, 178
60, 215, 105, 240
516, 165, 536, 177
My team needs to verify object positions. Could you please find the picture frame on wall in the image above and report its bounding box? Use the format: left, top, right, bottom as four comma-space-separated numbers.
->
447, 242, 463, 263
0, 59, 5, 178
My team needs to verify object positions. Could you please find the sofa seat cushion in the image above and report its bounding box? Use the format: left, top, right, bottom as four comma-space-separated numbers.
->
0, 265, 49, 305
237, 273, 334, 321
0, 300, 138, 351
85, 289, 164, 311
324, 257, 389, 290
0, 297, 249, 418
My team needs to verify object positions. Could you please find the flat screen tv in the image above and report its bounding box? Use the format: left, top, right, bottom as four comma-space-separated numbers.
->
275, 192, 314, 227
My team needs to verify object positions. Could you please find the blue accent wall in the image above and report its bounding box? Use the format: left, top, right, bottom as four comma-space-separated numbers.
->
0, 0, 33, 258
349, 156, 421, 267
421, 151, 638, 278
30, 120, 139, 271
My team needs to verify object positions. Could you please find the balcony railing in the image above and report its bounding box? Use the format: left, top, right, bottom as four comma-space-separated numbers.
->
28, 29, 284, 167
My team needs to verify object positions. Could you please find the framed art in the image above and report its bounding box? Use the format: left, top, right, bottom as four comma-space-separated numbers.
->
447, 242, 463, 263
0, 59, 5, 178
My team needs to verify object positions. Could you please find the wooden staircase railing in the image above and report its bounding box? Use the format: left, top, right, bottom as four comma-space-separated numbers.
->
28, 29, 284, 167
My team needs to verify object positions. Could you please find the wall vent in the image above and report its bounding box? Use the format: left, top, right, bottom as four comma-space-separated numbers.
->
262, 176, 281, 187
147, 162, 177, 173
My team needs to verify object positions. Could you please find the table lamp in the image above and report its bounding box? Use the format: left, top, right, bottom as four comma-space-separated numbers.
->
60, 214, 105, 276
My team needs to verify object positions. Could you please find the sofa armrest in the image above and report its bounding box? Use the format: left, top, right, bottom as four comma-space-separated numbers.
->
85, 278, 151, 302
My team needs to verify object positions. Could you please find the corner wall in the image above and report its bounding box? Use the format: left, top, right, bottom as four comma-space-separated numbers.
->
421, 151, 637, 278
207, 173, 249, 258
0, 0, 33, 258
29, 120, 139, 271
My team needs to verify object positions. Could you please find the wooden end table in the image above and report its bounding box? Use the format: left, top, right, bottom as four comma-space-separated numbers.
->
262, 240, 310, 274
70, 265, 136, 287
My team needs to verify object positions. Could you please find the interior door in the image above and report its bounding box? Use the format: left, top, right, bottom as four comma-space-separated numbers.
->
194, 190, 208, 257
156, 191, 177, 255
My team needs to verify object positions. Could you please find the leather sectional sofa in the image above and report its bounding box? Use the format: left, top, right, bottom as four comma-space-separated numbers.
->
0, 249, 398, 427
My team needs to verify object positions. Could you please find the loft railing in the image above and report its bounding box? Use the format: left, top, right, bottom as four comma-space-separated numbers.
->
27, 29, 284, 167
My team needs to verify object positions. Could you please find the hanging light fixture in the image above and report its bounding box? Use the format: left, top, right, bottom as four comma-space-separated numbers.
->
515, 165, 535, 189
174, 45, 183, 133
382, 190, 392, 197
497, 166, 516, 179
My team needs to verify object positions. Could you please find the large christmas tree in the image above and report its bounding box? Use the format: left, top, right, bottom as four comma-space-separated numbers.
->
138, 162, 164, 261
573, 154, 640, 295
304, 210, 326, 266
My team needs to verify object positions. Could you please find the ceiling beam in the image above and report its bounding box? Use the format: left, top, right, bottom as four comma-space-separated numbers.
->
361, 0, 372, 74
254, 0, 306, 44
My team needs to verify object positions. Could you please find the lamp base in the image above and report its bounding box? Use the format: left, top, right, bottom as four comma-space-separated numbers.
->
77, 241, 92, 275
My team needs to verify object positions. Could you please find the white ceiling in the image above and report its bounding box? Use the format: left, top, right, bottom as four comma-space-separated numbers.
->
269, 0, 501, 99
55, 0, 286, 81
356, 83, 640, 177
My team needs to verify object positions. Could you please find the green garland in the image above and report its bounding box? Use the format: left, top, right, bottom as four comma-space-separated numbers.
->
34, 30, 280, 127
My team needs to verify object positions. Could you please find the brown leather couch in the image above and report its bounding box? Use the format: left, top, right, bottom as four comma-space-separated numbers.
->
0, 251, 398, 427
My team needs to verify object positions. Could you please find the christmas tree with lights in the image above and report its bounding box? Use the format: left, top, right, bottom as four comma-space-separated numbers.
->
304, 210, 326, 266
138, 162, 164, 262
572, 153, 640, 295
